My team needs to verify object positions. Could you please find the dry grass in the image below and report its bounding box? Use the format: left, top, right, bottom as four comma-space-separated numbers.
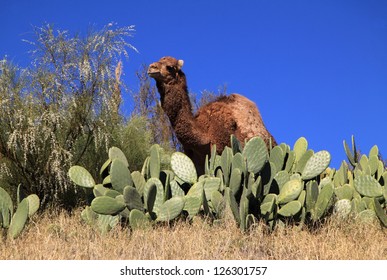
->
1, 209, 386, 260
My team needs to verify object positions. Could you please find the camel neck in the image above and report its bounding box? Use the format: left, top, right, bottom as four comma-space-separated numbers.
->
156, 80, 205, 146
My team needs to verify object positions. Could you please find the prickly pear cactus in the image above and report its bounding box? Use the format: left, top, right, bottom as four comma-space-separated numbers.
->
109, 146, 129, 167
354, 174, 383, 197
68, 166, 95, 188
278, 201, 302, 217
242, 136, 268, 174
91, 196, 126, 215
277, 179, 303, 204
8, 198, 29, 239
156, 196, 185, 222
171, 152, 197, 184
301, 150, 331, 180
110, 158, 133, 193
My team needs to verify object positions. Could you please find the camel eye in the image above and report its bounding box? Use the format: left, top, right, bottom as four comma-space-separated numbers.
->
166, 65, 175, 72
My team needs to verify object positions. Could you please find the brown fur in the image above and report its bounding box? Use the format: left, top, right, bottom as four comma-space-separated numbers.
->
148, 56, 277, 174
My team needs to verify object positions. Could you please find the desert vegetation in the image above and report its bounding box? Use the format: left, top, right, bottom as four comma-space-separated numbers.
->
0, 24, 386, 260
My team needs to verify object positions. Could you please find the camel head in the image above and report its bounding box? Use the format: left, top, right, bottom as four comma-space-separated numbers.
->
148, 56, 184, 83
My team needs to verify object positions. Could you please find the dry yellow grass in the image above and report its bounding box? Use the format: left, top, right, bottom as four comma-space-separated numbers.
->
1, 209, 386, 260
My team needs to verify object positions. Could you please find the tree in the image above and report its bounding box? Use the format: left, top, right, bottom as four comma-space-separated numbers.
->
0, 23, 137, 208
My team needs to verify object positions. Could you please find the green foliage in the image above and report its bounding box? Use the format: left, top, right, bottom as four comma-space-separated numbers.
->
69, 135, 387, 234
0, 23, 137, 208
0, 186, 40, 239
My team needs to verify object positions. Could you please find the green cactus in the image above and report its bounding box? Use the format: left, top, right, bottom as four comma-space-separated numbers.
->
131, 171, 146, 196
81, 206, 98, 226
230, 134, 242, 154
91, 196, 126, 215
93, 184, 109, 197
269, 145, 285, 172
333, 199, 352, 219
144, 178, 164, 215
343, 135, 358, 167
97, 214, 119, 234
0, 187, 14, 222
68, 166, 95, 188
203, 177, 221, 200
210, 190, 225, 215
295, 150, 313, 174
334, 184, 354, 200
225, 187, 240, 225
221, 146, 233, 186
354, 174, 383, 197
260, 194, 277, 216
284, 150, 296, 173
312, 182, 334, 221
129, 209, 151, 230
301, 150, 331, 180
8, 198, 29, 239
277, 179, 303, 205
170, 180, 185, 197
170, 152, 197, 184
123, 186, 144, 211
99, 159, 111, 179
108, 146, 129, 167
357, 209, 378, 224
305, 181, 319, 213
149, 144, 161, 179
26, 194, 40, 217
373, 198, 387, 227
334, 161, 349, 187
273, 170, 290, 192
239, 192, 249, 231
278, 201, 302, 217
293, 137, 308, 162
242, 136, 268, 174
110, 158, 133, 193
156, 196, 185, 222
229, 168, 242, 195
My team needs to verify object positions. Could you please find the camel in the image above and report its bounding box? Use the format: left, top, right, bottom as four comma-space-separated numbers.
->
148, 56, 277, 175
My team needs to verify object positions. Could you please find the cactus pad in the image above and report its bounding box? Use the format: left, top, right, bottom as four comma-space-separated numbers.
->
68, 166, 95, 188
110, 158, 133, 193
129, 209, 151, 230
277, 179, 303, 204
108, 146, 129, 167
278, 201, 302, 217
354, 174, 383, 197
302, 150, 331, 180
242, 136, 268, 174
91, 196, 126, 215
293, 137, 308, 162
8, 198, 29, 239
312, 182, 334, 221
334, 199, 352, 219
26, 194, 40, 217
156, 196, 185, 222
123, 186, 144, 211
170, 152, 197, 184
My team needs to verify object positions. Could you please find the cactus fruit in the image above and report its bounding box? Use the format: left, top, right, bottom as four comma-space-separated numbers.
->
110, 158, 133, 193
277, 179, 303, 204
91, 196, 126, 215
171, 152, 197, 184
8, 198, 29, 239
301, 150, 331, 180
354, 174, 383, 197
156, 196, 185, 222
278, 201, 302, 217
242, 137, 268, 174
68, 166, 95, 188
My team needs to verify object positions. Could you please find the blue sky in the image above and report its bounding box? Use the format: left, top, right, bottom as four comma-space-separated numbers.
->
1, 0, 387, 168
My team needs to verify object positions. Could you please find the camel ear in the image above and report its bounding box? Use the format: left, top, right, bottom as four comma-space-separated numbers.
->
177, 59, 184, 69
